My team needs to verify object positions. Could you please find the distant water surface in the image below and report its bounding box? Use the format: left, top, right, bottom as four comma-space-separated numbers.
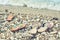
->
0, 0, 60, 10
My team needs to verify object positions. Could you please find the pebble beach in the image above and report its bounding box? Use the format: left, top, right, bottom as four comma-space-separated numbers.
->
0, 5, 60, 40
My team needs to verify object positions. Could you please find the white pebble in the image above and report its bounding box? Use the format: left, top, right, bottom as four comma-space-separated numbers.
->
29, 27, 37, 34
38, 27, 48, 32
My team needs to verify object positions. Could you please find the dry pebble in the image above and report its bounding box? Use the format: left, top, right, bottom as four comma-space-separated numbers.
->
38, 27, 48, 32
29, 27, 37, 34
50, 31, 57, 34
58, 31, 60, 37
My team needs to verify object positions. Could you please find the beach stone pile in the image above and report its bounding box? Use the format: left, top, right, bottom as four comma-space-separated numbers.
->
0, 10, 60, 40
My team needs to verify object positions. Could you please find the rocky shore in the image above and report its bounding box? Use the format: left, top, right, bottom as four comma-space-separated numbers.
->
0, 5, 60, 40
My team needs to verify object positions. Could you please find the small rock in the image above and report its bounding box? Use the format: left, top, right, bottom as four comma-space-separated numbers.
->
14, 38, 18, 40
50, 31, 57, 34
1, 33, 5, 39
29, 27, 37, 34
3, 27, 8, 32
7, 14, 14, 21
23, 20, 28, 24
23, 33, 33, 37
0, 39, 6, 40
41, 32, 47, 35
10, 24, 26, 32
36, 37, 39, 40
55, 23, 59, 28
43, 20, 47, 23
0, 27, 6, 33
36, 19, 40, 21
5, 9, 8, 12
52, 17, 58, 20
27, 25, 33, 30
38, 27, 48, 32
10, 37, 14, 40
58, 31, 60, 37
41, 23, 45, 27
0, 20, 5, 23
45, 21, 54, 28
20, 24, 26, 28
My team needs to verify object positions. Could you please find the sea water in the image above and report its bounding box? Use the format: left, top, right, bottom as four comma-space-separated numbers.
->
0, 0, 60, 10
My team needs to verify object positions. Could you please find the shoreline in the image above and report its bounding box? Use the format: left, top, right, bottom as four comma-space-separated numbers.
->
0, 5, 60, 40
0, 5, 60, 19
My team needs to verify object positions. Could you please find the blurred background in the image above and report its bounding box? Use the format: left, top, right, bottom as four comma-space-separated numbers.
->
0, 0, 60, 10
